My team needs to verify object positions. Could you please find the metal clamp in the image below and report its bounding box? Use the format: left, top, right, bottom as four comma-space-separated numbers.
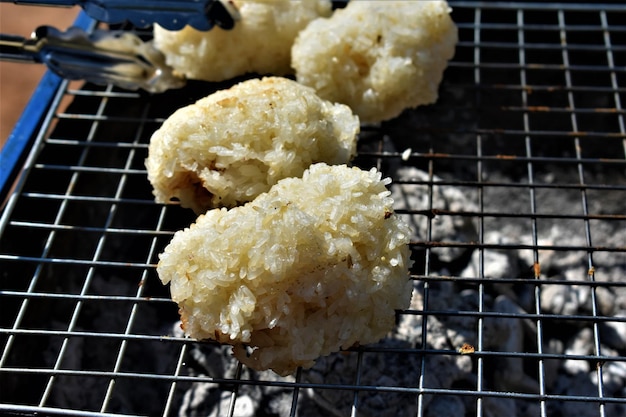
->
9, 0, 241, 31
0, 25, 186, 93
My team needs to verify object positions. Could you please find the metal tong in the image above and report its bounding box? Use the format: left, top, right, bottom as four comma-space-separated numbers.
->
0, 0, 241, 93
9, 0, 240, 31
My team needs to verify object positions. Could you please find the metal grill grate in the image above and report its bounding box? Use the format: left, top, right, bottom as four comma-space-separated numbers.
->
1, 2, 625, 416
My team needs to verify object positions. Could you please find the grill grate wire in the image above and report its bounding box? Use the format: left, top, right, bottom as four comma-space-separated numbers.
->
1, 2, 626, 416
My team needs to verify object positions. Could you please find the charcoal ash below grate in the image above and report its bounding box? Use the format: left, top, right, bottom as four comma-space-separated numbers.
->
158, 165, 625, 416
3, 95, 621, 417
11, 106, 623, 415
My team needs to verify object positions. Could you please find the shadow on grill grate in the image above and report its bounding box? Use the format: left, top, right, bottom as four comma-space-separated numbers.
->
1, 2, 625, 417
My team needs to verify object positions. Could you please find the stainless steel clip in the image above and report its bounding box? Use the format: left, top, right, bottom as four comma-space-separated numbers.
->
0, 26, 186, 93
10, 0, 241, 31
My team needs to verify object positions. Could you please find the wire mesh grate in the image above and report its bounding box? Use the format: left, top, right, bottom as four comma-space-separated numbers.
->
1, 2, 625, 416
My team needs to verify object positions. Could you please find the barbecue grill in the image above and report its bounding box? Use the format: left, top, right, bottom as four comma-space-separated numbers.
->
1, 1, 625, 416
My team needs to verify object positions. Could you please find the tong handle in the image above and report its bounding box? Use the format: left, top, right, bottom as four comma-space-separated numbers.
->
0, 33, 40, 63
9, 0, 240, 31
0, 25, 185, 93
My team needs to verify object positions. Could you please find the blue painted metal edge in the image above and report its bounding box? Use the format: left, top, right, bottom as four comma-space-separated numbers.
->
0, 10, 94, 203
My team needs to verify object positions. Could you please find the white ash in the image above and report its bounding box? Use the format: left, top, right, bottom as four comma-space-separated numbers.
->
303, 338, 423, 417
172, 322, 302, 417
461, 231, 520, 281
601, 314, 626, 351
390, 166, 479, 265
